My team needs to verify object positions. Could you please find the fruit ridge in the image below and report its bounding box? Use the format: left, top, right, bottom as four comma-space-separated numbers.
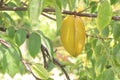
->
60, 15, 86, 57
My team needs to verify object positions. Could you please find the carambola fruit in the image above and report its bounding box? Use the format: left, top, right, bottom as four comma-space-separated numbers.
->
60, 15, 86, 57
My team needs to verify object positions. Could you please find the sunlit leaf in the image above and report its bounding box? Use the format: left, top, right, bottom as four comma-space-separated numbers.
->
54, 0, 62, 36
31, 63, 49, 79
97, 0, 112, 31
27, 32, 41, 58
29, 0, 44, 25
62, 0, 67, 9
5, 48, 20, 77
37, 31, 54, 59
3, 12, 15, 25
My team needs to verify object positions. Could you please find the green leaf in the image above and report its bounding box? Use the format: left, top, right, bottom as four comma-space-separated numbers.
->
92, 39, 98, 48
85, 43, 92, 51
55, 0, 62, 10
97, 0, 112, 31
4, 48, 20, 77
47, 61, 55, 72
95, 56, 106, 75
31, 63, 49, 79
44, 0, 54, 8
90, 1, 97, 13
87, 49, 93, 60
113, 42, 120, 65
43, 36, 54, 58
54, 0, 62, 36
93, 45, 101, 59
62, 0, 67, 9
15, 11, 24, 18
110, 0, 119, 5
115, 50, 120, 65
68, 0, 76, 11
15, 29, 26, 46
113, 23, 120, 41
3, 12, 15, 25
27, 32, 41, 58
19, 62, 26, 74
0, 51, 3, 62
37, 31, 54, 59
96, 69, 114, 80
7, 2, 17, 7
102, 26, 109, 37
6, 27, 15, 39
29, 0, 44, 25
113, 42, 120, 55
87, 68, 96, 79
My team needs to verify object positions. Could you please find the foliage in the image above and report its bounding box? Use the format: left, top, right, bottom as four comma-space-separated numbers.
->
0, 0, 120, 80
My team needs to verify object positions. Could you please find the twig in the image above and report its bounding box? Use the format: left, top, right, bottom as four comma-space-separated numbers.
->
42, 13, 56, 21
0, 6, 120, 21
86, 34, 112, 40
41, 44, 48, 68
0, 27, 6, 31
18, 46, 41, 80
0, 38, 10, 48
21, 58, 41, 80
53, 58, 70, 80
0, 6, 27, 11
78, 1, 100, 13
40, 44, 70, 80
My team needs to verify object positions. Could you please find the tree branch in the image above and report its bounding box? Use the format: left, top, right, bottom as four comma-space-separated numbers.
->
41, 44, 48, 68
86, 34, 112, 40
53, 58, 70, 80
42, 13, 56, 21
0, 6, 27, 11
0, 38, 10, 48
0, 6, 120, 21
40, 44, 70, 80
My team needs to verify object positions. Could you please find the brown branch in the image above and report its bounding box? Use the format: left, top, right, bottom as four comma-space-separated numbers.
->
40, 44, 70, 80
86, 34, 112, 40
0, 6, 27, 11
41, 44, 48, 68
53, 58, 70, 80
0, 38, 10, 48
21, 58, 41, 80
0, 6, 120, 21
42, 13, 56, 21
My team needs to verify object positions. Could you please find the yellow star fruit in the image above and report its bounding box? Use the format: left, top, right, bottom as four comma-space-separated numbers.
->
60, 15, 86, 57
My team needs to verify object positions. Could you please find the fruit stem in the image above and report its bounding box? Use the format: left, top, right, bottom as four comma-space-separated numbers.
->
73, 11, 77, 17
